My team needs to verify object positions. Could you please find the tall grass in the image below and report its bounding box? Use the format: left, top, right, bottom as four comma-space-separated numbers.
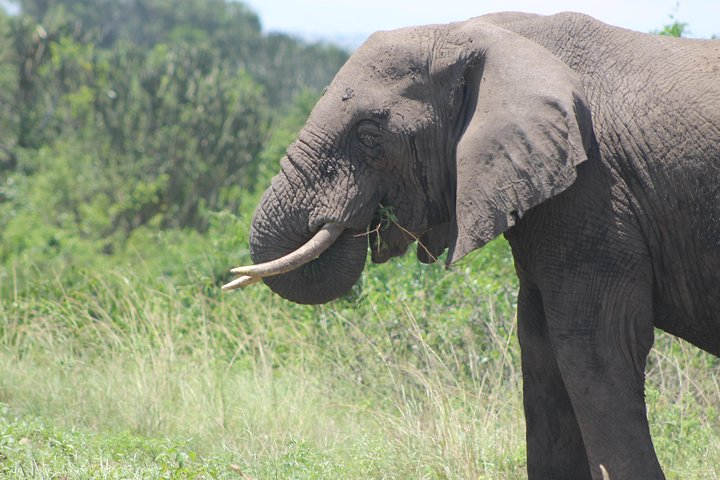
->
0, 235, 718, 478
0, 238, 527, 478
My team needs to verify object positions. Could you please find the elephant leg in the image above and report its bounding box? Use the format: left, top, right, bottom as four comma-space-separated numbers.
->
544, 276, 664, 480
518, 285, 592, 480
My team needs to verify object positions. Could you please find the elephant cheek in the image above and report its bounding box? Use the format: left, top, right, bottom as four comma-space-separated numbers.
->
253, 228, 368, 305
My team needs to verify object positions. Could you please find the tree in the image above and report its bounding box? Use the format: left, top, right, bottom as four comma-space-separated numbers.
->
0, 0, 349, 263
0, 9, 17, 170
14, 0, 348, 108
654, 7, 689, 38
657, 19, 689, 37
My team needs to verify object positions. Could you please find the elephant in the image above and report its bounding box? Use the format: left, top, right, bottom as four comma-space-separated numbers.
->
223, 11, 720, 480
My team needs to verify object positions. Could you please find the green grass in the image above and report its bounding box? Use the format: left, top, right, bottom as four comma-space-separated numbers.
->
0, 234, 719, 479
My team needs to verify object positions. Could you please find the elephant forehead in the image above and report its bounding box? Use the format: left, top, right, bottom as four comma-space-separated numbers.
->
341, 27, 437, 83
305, 27, 444, 133
324, 65, 418, 104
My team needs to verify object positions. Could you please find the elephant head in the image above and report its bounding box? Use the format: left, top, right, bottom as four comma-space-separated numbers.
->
224, 19, 595, 304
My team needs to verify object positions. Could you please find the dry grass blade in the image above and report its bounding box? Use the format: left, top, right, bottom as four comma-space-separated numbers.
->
229, 464, 256, 479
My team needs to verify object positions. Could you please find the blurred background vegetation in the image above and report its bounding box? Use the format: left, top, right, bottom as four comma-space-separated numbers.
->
0, 1, 717, 478
0, 0, 349, 290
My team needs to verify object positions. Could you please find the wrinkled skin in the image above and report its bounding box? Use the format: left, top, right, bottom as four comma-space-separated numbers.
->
240, 12, 720, 480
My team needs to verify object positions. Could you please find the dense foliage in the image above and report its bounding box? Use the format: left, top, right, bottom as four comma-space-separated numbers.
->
0, 0, 347, 292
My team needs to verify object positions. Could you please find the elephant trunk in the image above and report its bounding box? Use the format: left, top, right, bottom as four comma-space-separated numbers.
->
229, 176, 368, 304
228, 223, 346, 280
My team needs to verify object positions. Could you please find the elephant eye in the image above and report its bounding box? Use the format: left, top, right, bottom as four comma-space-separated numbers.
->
356, 121, 382, 149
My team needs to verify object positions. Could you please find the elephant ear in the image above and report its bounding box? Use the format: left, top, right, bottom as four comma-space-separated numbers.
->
444, 20, 596, 264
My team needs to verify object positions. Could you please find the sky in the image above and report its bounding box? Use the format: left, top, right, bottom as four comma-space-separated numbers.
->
244, 0, 718, 48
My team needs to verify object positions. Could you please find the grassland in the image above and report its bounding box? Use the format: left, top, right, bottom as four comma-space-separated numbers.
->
1, 227, 719, 479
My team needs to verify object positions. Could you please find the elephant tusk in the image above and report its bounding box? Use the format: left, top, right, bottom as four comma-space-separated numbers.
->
600, 465, 611, 480
225, 223, 345, 286
221, 275, 262, 291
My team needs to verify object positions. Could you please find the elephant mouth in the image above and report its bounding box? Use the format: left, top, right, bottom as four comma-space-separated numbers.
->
367, 207, 450, 265
226, 201, 414, 276
367, 209, 414, 264
222, 211, 412, 293
222, 205, 447, 301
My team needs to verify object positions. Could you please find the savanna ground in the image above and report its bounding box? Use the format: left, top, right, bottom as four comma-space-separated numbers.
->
1, 1, 719, 479
1, 226, 719, 479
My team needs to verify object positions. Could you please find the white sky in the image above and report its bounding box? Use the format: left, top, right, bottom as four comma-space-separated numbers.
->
244, 0, 719, 44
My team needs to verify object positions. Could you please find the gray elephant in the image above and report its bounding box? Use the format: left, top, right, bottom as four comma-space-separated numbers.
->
223, 12, 720, 480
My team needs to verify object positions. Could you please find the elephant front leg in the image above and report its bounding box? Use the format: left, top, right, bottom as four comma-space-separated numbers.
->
544, 278, 664, 480
518, 285, 592, 480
